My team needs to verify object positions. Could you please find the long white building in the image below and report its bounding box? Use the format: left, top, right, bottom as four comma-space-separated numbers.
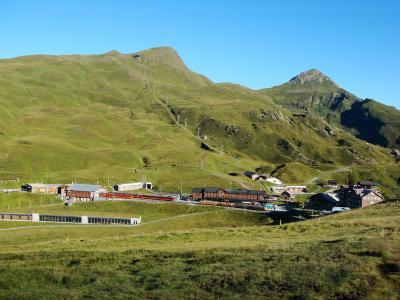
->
113, 182, 152, 192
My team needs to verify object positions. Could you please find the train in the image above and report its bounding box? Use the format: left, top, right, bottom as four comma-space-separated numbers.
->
99, 192, 177, 201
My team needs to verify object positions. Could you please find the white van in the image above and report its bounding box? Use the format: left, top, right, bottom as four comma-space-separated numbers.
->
332, 207, 351, 212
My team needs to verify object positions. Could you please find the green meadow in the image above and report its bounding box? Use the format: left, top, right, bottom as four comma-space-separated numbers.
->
0, 194, 399, 299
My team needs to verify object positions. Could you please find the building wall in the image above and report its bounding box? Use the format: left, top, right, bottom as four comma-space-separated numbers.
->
192, 192, 202, 200
66, 190, 94, 202
194, 189, 263, 202
338, 189, 383, 208
361, 193, 384, 207
286, 187, 306, 194
30, 186, 59, 194
271, 187, 286, 193
67, 190, 92, 198
0, 213, 32, 221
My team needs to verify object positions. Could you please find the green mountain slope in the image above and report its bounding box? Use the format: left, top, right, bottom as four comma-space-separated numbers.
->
341, 99, 400, 147
260, 69, 400, 148
0, 48, 398, 195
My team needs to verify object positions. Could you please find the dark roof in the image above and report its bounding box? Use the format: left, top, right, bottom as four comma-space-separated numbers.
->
244, 171, 258, 176
68, 184, 104, 192
192, 187, 265, 195
310, 193, 340, 204
357, 181, 377, 186
225, 188, 265, 195
192, 187, 221, 193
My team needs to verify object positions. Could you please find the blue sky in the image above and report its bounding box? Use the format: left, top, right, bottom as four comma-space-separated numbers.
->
1, 0, 399, 108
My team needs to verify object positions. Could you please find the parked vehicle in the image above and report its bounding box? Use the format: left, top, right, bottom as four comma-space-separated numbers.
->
319, 210, 333, 216
332, 207, 351, 212
264, 203, 288, 212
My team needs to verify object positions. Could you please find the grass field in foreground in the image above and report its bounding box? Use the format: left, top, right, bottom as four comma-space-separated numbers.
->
0, 192, 399, 299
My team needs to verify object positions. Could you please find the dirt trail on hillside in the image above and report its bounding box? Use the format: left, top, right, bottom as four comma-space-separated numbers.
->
156, 97, 250, 189
199, 152, 249, 189
306, 166, 352, 184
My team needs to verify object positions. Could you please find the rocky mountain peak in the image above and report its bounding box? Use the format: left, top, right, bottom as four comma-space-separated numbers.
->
135, 47, 186, 68
103, 50, 122, 56
289, 69, 338, 87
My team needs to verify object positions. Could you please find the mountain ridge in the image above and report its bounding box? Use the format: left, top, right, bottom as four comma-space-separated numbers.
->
260, 68, 399, 148
288, 69, 339, 87
0, 47, 399, 196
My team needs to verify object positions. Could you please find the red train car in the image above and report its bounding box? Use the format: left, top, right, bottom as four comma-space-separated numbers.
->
99, 192, 176, 202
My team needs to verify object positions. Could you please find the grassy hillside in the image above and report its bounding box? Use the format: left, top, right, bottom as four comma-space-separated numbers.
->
260, 69, 400, 148
0, 48, 398, 195
0, 194, 399, 298
341, 99, 400, 147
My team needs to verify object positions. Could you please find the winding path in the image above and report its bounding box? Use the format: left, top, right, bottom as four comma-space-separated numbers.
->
306, 166, 352, 184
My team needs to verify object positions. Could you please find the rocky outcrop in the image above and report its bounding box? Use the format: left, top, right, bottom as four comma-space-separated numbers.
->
289, 69, 338, 87
225, 125, 240, 135
255, 110, 284, 121
200, 142, 215, 152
